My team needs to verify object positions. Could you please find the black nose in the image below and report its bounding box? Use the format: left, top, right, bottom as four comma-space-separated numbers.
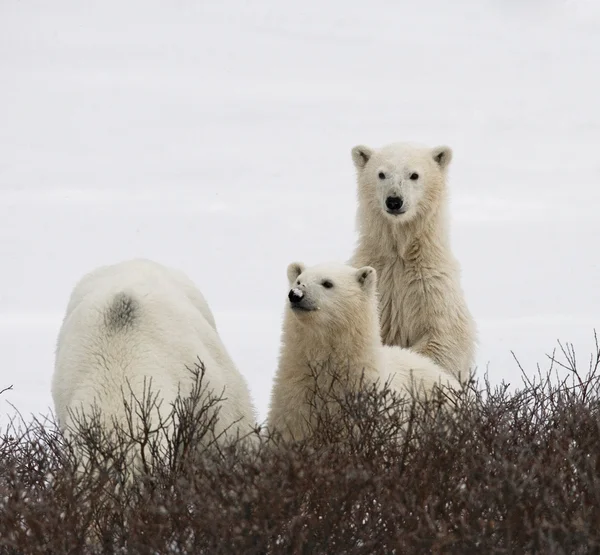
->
386, 196, 404, 211
288, 289, 304, 303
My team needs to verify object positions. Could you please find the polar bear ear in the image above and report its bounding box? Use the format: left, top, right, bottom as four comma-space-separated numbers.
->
287, 262, 306, 285
431, 146, 453, 170
356, 266, 376, 293
351, 145, 374, 170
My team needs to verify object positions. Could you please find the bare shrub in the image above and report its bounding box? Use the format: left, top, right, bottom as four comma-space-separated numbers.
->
1, 335, 600, 553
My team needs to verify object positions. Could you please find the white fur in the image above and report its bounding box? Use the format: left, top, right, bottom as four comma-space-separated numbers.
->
267, 262, 459, 442
52, 258, 257, 468
350, 141, 476, 381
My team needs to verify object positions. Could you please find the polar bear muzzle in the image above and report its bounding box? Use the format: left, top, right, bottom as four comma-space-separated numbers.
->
288, 288, 317, 311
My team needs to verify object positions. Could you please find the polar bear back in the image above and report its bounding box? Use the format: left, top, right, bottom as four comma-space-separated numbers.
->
63, 258, 217, 330
381, 345, 460, 396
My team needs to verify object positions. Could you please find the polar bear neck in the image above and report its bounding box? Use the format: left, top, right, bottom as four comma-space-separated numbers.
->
356, 197, 450, 263
283, 306, 383, 382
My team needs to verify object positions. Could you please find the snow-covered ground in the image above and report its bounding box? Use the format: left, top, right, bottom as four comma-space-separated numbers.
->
1, 0, 599, 425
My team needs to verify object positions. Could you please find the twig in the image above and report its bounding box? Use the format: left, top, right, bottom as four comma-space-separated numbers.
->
0, 384, 13, 396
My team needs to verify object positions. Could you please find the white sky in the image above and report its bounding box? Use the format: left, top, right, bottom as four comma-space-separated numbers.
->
1, 0, 599, 424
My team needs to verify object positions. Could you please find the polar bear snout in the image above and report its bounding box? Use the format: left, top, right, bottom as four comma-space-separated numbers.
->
385, 195, 404, 215
288, 288, 305, 304
288, 287, 317, 312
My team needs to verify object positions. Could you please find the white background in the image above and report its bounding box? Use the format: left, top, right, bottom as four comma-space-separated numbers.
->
1, 0, 599, 425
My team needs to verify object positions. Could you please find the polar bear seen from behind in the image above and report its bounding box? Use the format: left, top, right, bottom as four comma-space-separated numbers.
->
350, 141, 476, 382
52, 258, 257, 471
267, 261, 459, 442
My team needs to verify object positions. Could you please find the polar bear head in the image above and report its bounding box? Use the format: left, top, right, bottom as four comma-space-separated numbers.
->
285, 262, 377, 330
351, 142, 452, 225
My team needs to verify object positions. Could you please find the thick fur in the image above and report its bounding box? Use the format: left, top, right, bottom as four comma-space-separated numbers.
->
52, 258, 257, 469
267, 262, 459, 442
350, 142, 476, 381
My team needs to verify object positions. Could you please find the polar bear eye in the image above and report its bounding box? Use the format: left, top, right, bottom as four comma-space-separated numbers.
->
322, 280, 334, 289
378, 172, 386, 180
409, 172, 419, 180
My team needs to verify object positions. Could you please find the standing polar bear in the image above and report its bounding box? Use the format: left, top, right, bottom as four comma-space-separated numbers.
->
350, 142, 476, 382
52, 259, 257, 469
267, 261, 459, 442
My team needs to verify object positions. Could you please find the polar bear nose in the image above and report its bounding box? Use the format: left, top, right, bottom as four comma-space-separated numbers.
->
385, 196, 404, 212
288, 288, 304, 304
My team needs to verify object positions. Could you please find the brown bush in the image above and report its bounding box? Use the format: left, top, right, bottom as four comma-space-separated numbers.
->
1, 336, 600, 554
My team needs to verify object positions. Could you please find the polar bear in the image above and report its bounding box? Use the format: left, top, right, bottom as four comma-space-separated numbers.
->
267, 261, 459, 442
52, 259, 257, 471
349, 142, 476, 382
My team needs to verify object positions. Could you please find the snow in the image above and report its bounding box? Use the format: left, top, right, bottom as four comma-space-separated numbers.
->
1, 0, 599, 426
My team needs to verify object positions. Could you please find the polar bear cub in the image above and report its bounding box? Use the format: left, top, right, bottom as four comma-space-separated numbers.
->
52, 258, 257, 467
350, 141, 476, 382
267, 261, 459, 442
